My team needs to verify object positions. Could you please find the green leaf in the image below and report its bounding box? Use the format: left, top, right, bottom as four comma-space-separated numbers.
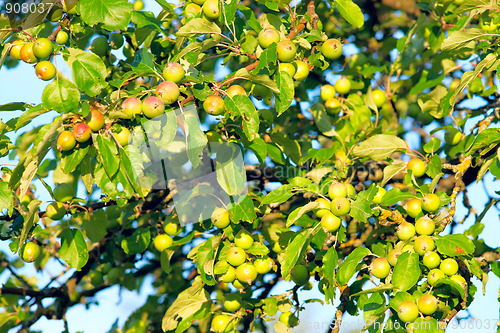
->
17, 200, 41, 253
160, 249, 175, 274
63, 48, 108, 97
60, 143, 90, 174
304, 146, 335, 165
81, 211, 107, 243
247, 242, 270, 256
426, 155, 442, 179
232, 68, 279, 93
261, 184, 294, 205
392, 252, 420, 292
278, 226, 319, 278
423, 137, 441, 154
441, 28, 499, 51
96, 135, 120, 178
255, 43, 277, 72
467, 128, 500, 156
323, 247, 338, 286
182, 109, 208, 168
350, 284, 395, 297
272, 133, 301, 165
0, 181, 13, 216
177, 18, 222, 37
274, 71, 294, 116
350, 185, 378, 222
286, 201, 319, 227
309, 103, 335, 136
352, 134, 408, 160
434, 279, 465, 299
79, 0, 133, 31
335, 0, 364, 28
336, 247, 371, 286
389, 291, 414, 311
121, 228, 151, 254
216, 144, 246, 196
229, 196, 257, 223
15, 104, 49, 131
162, 277, 211, 331
80, 154, 94, 194
418, 85, 448, 119
42, 76, 80, 113
435, 234, 475, 257
59, 229, 89, 270
413, 317, 444, 333
232, 95, 260, 141
381, 188, 416, 206
381, 163, 406, 187
197, 236, 221, 285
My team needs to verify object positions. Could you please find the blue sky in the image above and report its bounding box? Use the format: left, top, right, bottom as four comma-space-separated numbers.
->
1, 1, 499, 332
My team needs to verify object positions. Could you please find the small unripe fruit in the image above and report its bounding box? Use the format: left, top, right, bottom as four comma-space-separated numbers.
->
418, 294, 438, 315
445, 128, 461, 145
35, 61, 56, 81
330, 197, 350, 216
258, 28, 280, 48
85, 110, 105, 132
20, 242, 41, 262
293, 61, 309, 81
315, 198, 331, 218
121, 97, 142, 118
422, 193, 441, 213
387, 249, 402, 266
20, 42, 37, 63
325, 97, 341, 113
227, 247, 247, 267
211, 314, 233, 333
90, 36, 109, 57
153, 234, 173, 252
133, 0, 144, 10
415, 216, 435, 235
224, 293, 242, 312
212, 207, 230, 228
109, 33, 124, 49
185, 3, 201, 16
450, 274, 467, 290
226, 85, 246, 98
53, 183, 76, 202
370, 257, 391, 279
235, 262, 257, 284
321, 212, 342, 232
156, 81, 180, 105
397, 301, 419, 323
407, 158, 426, 178
290, 264, 309, 286
396, 222, 415, 241
440, 258, 458, 276
142, 96, 165, 118
423, 251, 441, 269
320, 84, 336, 101
276, 40, 297, 62
372, 187, 386, 204
163, 62, 185, 83
73, 123, 92, 143
279, 63, 296, 77
414, 235, 435, 256
254, 257, 273, 274
279, 312, 299, 327
202, 0, 221, 20
57, 131, 76, 151
164, 221, 181, 236
321, 38, 342, 60
33, 38, 53, 59
372, 89, 386, 108
406, 198, 422, 218
328, 183, 347, 199
9, 40, 24, 60
234, 230, 254, 250
346, 184, 356, 197
204, 95, 225, 115
334, 77, 351, 95
220, 266, 236, 283
427, 268, 446, 286
46, 202, 66, 220
56, 31, 69, 45
113, 127, 131, 147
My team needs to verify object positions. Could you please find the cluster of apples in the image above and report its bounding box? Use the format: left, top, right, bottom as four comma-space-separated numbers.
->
314, 182, 356, 233
8, 31, 68, 81
208, 207, 280, 332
